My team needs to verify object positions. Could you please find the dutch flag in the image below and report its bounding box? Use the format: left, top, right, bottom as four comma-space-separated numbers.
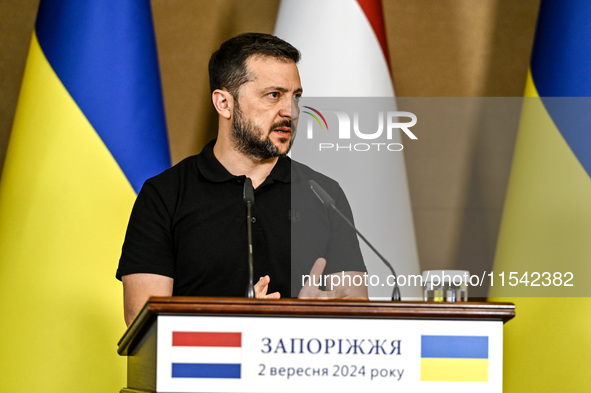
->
171, 332, 242, 379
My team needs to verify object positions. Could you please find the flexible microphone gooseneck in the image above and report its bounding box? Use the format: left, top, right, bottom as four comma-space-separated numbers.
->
243, 178, 255, 298
308, 179, 401, 301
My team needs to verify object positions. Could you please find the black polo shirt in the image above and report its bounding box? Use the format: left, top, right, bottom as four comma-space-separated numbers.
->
116, 140, 365, 297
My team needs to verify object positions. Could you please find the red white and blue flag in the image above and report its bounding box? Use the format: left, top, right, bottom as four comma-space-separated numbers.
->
171, 332, 242, 379
274, 0, 421, 299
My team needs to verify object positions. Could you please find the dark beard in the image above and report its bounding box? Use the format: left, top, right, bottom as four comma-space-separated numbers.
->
231, 106, 293, 160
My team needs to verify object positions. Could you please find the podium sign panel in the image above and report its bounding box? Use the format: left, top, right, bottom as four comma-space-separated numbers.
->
156, 316, 501, 392
118, 298, 514, 393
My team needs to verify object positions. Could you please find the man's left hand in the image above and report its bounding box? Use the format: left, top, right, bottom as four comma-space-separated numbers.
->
298, 258, 368, 299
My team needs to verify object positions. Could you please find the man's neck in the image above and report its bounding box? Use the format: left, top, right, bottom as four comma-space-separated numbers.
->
213, 139, 279, 189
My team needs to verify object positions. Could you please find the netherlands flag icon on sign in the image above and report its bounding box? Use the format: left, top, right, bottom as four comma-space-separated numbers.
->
420, 335, 489, 382
171, 332, 242, 379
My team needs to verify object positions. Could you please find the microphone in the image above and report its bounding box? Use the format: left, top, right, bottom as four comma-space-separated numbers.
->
308, 179, 401, 301
243, 178, 255, 298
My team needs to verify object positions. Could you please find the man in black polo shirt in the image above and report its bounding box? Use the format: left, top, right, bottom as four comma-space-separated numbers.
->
117, 33, 367, 325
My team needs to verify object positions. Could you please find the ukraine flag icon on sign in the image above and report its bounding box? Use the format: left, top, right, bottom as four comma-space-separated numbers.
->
420, 335, 489, 382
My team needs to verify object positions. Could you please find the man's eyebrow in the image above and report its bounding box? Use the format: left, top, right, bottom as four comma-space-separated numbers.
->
264, 86, 303, 94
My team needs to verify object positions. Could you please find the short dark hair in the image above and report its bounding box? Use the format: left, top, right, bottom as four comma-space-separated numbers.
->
208, 32, 301, 96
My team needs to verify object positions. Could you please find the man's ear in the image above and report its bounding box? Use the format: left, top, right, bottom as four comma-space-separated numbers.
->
212, 89, 233, 120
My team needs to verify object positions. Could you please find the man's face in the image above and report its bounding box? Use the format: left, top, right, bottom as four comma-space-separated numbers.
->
230, 55, 302, 160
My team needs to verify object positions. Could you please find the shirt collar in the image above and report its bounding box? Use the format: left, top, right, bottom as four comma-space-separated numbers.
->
197, 139, 291, 184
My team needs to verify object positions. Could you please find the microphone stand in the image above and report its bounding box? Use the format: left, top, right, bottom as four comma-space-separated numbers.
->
309, 179, 401, 301
244, 178, 255, 298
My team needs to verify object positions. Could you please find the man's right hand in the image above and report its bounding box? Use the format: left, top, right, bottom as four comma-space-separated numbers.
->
254, 275, 281, 299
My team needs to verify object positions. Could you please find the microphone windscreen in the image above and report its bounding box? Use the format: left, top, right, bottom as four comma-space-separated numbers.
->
243, 177, 255, 205
309, 179, 336, 207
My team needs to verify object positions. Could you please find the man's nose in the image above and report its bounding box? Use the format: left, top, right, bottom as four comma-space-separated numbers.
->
283, 96, 299, 120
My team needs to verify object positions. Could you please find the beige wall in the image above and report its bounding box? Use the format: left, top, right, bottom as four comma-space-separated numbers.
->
0, 0, 540, 284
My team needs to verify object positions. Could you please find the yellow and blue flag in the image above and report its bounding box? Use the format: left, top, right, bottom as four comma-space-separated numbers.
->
0, 1, 170, 391
492, 0, 591, 391
420, 335, 489, 382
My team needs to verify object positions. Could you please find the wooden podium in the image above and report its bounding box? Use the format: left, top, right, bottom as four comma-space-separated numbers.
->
118, 297, 515, 393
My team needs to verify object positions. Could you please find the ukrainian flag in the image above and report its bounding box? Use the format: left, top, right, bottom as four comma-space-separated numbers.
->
420, 335, 489, 382
0, 1, 170, 392
491, 0, 591, 391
